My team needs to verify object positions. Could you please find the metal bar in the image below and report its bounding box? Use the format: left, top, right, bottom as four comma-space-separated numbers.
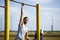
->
5, 0, 10, 40
36, 4, 40, 40
0, 6, 5, 8
10, 0, 36, 7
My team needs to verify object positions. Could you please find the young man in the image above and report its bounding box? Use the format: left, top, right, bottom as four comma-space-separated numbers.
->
34, 30, 44, 40
15, 3, 30, 40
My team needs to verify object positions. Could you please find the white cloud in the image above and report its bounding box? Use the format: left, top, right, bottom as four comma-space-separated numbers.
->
41, 7, 60, 11
0, 12, 2, 15
40, 0, 53, 3
30, 0, 53, 3
10, 6, 20, 14
41, 12, 51, 17
41, 7, 60, 18
0, 8, 4, 15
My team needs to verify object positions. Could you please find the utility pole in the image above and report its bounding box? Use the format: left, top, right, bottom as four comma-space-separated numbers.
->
51, 17, 53, 31
1, 16, 2, 31
0, 15, 2, 31
11, 15, 12, 31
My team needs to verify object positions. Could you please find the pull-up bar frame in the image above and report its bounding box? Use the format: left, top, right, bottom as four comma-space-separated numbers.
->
4, 0, 40, 40
5, 0, 10, 40
36, 4, 40, 40
10, 0, 36, 7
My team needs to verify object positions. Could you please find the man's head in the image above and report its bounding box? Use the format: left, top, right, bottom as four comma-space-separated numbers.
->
23, 17, 28, 24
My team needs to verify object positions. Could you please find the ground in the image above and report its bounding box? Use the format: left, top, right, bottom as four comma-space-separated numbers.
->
0, 31, 60, 40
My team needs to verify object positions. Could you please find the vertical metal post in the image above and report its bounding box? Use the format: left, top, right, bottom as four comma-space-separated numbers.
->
1, 16, 2, 31
5, 0, 10, 40
36, 4, 40, 40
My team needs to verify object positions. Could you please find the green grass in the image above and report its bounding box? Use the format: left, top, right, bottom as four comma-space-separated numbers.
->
0, 31, 60, 40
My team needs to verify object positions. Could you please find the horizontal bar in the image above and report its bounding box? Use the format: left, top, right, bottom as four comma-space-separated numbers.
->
10, 0, 36, 7
0, 6, 5, 8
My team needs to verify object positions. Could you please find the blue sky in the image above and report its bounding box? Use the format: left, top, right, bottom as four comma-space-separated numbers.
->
0, 0, 60, 31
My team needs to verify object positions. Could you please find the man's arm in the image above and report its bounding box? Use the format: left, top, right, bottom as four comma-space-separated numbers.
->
25, 32, 31, 40
19, 4, 24, 26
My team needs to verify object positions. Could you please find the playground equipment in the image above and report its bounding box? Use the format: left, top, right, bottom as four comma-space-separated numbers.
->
10, 0, 36, 7
0, 0, 40, 40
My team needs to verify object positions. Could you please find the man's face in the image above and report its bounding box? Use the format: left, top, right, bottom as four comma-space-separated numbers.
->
23, 18, 28, 24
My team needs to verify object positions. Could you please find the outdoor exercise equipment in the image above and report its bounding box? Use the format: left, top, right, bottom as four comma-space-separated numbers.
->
0, 0, 40, 40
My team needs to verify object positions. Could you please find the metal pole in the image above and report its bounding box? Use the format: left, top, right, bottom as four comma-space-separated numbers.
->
36, 4, 40, 40
10, 0, 36, 7
5, 0, 10, 40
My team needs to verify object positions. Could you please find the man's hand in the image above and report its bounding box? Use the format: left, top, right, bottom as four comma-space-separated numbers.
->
22, 3, 24, 6
25, 32, 31, 40
26, 37, 31, 40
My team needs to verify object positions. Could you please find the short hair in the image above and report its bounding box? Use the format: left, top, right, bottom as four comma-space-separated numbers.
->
23, 17, 28, 19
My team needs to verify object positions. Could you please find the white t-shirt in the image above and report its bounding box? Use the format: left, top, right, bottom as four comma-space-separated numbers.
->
16, 24, 29, 40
